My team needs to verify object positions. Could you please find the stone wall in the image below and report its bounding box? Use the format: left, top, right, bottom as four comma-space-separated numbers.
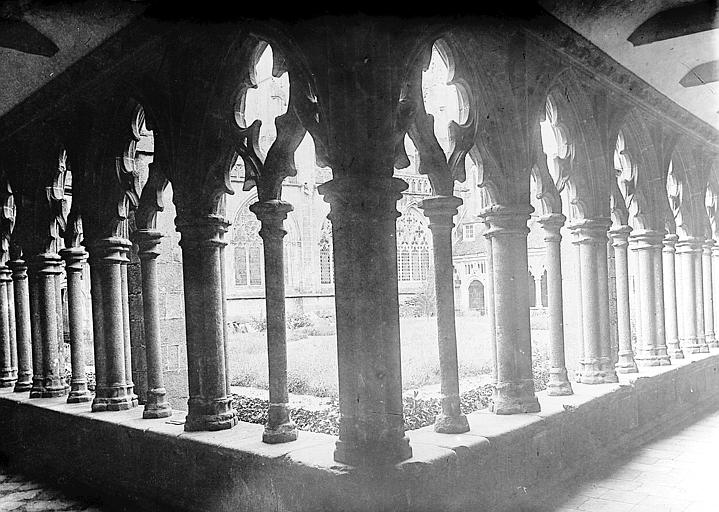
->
1, 353, 717, 512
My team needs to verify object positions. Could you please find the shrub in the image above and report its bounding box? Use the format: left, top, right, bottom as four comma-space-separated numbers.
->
249, 316, 267, 332
286, 312, 315, 330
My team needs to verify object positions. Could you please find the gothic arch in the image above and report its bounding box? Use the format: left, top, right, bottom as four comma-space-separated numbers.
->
534, 69, 607, 220
615, 110, 666, 231
669, 138, 702, 237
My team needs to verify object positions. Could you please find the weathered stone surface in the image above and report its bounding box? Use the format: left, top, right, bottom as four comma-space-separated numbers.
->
0, 353, 716, 511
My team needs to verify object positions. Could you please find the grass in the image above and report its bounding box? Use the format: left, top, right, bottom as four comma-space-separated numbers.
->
227, 315, 550, 397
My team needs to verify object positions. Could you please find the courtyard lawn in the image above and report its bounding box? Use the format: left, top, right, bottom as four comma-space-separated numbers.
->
227, 315, 550, 397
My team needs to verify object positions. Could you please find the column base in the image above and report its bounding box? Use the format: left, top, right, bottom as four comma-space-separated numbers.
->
263, 421, 299, 444
334, 435, 412, 466
680, 338, 704, 354
0, 379, 15, 388
13, 379, 32, 392
491, 380, 540, 414
41, 387, 67, 398
143, 403, 173, 419
600, 360, 619, 382
143, 389, 173, 419
577, 361, 612, 384
546, 368, 573, 396
67, 389, 93, 403
92, 386, 136, 411
434, 413, 470, 434
29, 377, 44, 398
184, 397, 238, 432
706, 333, 718, 348
635, 352, 672, 367
667, 341, 684, 359
615, 351, 638, 374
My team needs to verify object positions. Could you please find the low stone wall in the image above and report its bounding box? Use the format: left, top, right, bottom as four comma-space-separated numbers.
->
0, 353, 718, 512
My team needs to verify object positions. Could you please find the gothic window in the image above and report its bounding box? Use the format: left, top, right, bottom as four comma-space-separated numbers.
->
420, 243, 430, 281
231, 206, 264, 288
396, 210, 432, 282
464, 224, 475, 240
319, 218, 333, 285
528, 272, 537, 308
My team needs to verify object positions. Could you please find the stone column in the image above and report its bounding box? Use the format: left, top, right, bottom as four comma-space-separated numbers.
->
712, 243, 719, 348
663, 235, 683, 359
703, 240, 717, 348
693, 239, 709, 352
88, 238, 134, 411
60, 247, 92, 403
482, 205, 540, 412
31, 253, 66, 397
54, 263, 65, 393
420, 195, 471, 431
630, 231, 671, 366
538, 213, 573, 394
89, 262, 107, 409
133, 229, 172, 419
28, 271, 43, 397
176, 216, 237, 432
318, 176, 412, 465
250, 200, 299, 442
0, 266, 13, 387
6, 269, 16, 383
9, 259, 32, 392
609, 226, 637, 373
570, 219, 618, 383
120, 260, 138, 406
653, 238, 670, 364
597, 233, 618, 381
676, 239, 702, 353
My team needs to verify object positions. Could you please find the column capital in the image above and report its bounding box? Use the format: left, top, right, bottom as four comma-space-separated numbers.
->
568, 218, 611, 245
676, 237, 703, 254
319, 176, 406, 223
87, 237, 132, 264
132, 229, 163, 259
0, 265, 11, 283
479, 204, 531, 237
629, 229, 665, 250
28, 252, 63, 275
537, 213, 566, 242
419, 195, 463, 226
175, 215, 229, 249
7, 259, 27, 279
249, 200, 293, 241
609, 225, 632, 247
663, 233, 679, 252
59, 246, 88, 272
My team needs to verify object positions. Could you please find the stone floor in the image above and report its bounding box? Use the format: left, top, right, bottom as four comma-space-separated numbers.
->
0, 470, 102, 512
538, 408, 719, 512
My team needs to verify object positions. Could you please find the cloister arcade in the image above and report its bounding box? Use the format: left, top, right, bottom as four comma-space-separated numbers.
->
0, 7, 718, 512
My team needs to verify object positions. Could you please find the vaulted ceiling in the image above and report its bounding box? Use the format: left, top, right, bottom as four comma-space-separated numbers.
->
0, 1, 717, 133
539, 0, 719, 128
0, 0, 145, 117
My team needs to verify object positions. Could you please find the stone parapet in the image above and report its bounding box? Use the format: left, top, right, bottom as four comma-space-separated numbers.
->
1, 353, 718, 511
